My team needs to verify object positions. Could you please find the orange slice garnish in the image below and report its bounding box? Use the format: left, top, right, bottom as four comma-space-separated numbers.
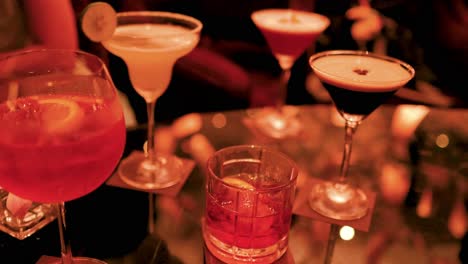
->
37, 98, 84, 135
222, 176, 255, 190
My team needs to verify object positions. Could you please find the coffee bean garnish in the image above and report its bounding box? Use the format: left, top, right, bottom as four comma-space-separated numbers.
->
353, 68, 369, 75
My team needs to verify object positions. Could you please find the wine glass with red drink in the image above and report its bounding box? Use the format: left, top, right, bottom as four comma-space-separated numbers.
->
0, 49, 126, 263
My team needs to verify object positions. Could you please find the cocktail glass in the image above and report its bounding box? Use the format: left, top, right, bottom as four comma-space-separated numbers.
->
251, 9, 330, 139
203, 145, 298, 263
102, 11, 202, 189
0, 49, 127, 263
308, 50, 415, 220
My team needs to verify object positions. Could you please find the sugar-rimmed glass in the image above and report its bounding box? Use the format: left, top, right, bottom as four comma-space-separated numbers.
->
102, 11, 202, 189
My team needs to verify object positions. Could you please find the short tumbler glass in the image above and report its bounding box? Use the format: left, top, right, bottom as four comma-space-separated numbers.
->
203, 145, 298, 263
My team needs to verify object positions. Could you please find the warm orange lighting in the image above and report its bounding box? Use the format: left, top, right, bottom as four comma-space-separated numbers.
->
448, 197, 467, 239
154, 127, 176, 154
379, 162, 410, 205
211, 113, 226, 128
270, 117, 287, 130
391, 105, 430, 140
339, 226, 355, 241
171, 113, 202, 139
435, 133, 449, 148
185, 133, 216, 171
416, 187, 432, 218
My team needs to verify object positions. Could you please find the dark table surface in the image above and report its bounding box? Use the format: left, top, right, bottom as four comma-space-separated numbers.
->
1, 104, 467, 264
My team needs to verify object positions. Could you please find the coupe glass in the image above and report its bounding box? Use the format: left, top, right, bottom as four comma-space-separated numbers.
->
102, 11, 202, 189
0, 49, 127, 263
251, 9, 329, 139
308, 50, 415, 220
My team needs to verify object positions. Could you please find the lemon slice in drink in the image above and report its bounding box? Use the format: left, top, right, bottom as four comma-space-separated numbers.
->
38, 98, 84, 135
80, 2, 117, 42
222, 176, 255, 190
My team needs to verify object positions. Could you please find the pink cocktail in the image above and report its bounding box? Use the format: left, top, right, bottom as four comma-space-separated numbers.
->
204, 145, 298, 263
252, 9, 330, 69
250, 9, 330, 139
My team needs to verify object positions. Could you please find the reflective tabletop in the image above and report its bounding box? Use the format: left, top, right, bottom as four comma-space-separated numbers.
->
1, 104, 467, 264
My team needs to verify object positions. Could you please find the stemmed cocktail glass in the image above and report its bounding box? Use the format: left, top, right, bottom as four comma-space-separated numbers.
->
250, 9, 329, 139
0, 50, 127, 263
308, 50, 415, 220
102, 11, 202, 189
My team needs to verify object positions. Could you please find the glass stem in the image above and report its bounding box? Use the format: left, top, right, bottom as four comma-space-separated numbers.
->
339, 121, 359, 183
148, 193, 155, 234
146, 100, 157, 166
324, 224, 339, 264
145, 100, 157, 235
276, 68, 291, 114
57, 202, 73, 264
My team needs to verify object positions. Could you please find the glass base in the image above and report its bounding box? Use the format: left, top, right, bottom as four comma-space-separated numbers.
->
118, 151, 183, 190
203, 224, 287, 264
308, 181, 369, 220
0, 191, 56, 240
36, 255, 107, 264
251, 106, 302, 139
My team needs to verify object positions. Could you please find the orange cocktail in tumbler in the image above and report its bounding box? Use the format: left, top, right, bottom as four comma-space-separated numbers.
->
204, 145, 298, 263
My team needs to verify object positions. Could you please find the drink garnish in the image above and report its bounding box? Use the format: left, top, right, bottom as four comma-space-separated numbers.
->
222, 176, 255, 190
37, 98, 84, 135
80, 2, 117, 42
353, 68, 369, 75
279, 12, 301, 24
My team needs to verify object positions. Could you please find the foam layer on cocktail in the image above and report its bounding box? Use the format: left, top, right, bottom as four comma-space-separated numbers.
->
102, 24, 199, 100
310, 54, 413, 92
252, 9, 329, 34
105, 24, 198, 53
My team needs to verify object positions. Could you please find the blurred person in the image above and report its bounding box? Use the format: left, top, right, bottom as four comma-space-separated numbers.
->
295, 0, 468, 107
377, 0, 468, 107
0, 0, 78, 58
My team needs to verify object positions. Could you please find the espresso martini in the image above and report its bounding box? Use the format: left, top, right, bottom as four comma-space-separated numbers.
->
309, 51, 414, 120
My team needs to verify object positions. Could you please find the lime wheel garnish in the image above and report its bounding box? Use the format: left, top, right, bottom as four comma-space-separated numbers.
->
80, 2, 117, 42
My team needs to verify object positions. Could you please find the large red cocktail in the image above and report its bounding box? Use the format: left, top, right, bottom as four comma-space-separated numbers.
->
0, 92, 125, 203
0, 50, 126, 264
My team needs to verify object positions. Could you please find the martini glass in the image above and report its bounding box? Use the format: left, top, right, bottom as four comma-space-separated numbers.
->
0, 49, 126, 263
251, 9, 329, 139
308, 50, 415, 220
102, 11, 202, 189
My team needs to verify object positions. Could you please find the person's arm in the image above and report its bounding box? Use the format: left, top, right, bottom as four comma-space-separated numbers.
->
22, 0, 78, 49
